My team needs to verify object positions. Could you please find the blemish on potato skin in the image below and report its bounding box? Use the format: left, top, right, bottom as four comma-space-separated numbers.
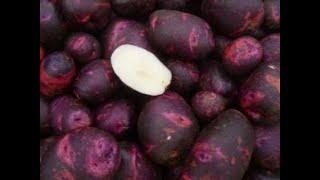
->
57, 135, 76, 167
163, 112, 192, 128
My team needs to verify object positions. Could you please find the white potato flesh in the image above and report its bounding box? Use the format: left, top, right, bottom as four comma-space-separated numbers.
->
111, 44, 172, 96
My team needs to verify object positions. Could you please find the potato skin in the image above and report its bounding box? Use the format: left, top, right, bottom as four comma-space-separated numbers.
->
191, 91, 228, 124
213, 35, 232, 58
180, 109, 255, 180
40, 52, 76, 97
240, 61, 280, 123
244, 169, 280, 180
138, 91, 199, 167
223, 36, 263, 77
50, 95, 93, 135
61, 0, 112, 31
148, 10, 215, 60
73, 60, 119, 104
102, 19, 153, 58
40, 0, 66, 49
199, 61, 237, 98
95, 99, 136, 139
254, 122, 280, 170
114, 142, 162, 180
263, 0, 280, 31
40, 137, 57, 164
40, 127, 121, 180
111, 0, 156, 17
202, 0, 264, 37
65, 32, 101, 64
261, 34, 280, 62
166, 60, 200, 96
40, 96, 51, 134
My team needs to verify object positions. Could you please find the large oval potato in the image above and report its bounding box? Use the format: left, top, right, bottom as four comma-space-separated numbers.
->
138, 91, 199, 167
181, 109, 254, 180
148, 10, 215, 60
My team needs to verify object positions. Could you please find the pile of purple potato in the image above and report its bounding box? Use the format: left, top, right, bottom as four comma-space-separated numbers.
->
40, 0, 280, 179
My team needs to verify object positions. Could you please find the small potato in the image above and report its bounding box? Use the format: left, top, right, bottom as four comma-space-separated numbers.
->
261, 34, 280, 62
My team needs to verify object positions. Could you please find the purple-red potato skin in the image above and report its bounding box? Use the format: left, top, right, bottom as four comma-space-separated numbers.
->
214, 35, 232, 58
50, 95, 93, 135
199, 61, 237, 98
138, 91, 199, 167
74, 60, 119, 104
254, 122, 280, 170
40, 137, 58, 164
263, 0, 280, 30
202, 0, 264, 37
240, 61, 280, 123
61, 0, 112, 31
111, 0, 156, 17
166, 60, 200, 96
40, 96, 51, 134
157, 0, 190, 10
191, 91, 228, 124
95, 99, 135, 139
65, 32, 101, 64
181, 109, 255, 180
223, 36, 263, 77
40, 127, 121, 180
148, 10, 215, 60
114, 142, 161, 180
102, 19, 153, 58
40, 0, 66, 48
261, 34, 280, 62
40, 52, 76, 97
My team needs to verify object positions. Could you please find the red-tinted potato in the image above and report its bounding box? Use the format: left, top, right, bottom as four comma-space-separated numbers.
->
74, 60, 119, 104
263, 0, 280, 31
157, 0, 190, 10
111, 0, 156, 17
40, 96, 51, 134
95, 99, 135, 139
223, 36, 263, 77
50, 95, 93, 135
254, 122, 280, 170
202, 0, 264, 37
148, 10, 215, 60
114, 142, 162, 180
166, 60, 199, 96
102, 19, 153, 58
199, 61, 237, 98
191, 91, 228, 124
138, 91, 199, 167
40, 45, 45, 61
213, 35, 232, 58
40, 0, 66, 48
40, 52, 76, 97
40, 127, 121, 180
240, 61, 280, 123
65, 32, 101, 64
61, 0, 112, 31
261, 34, 280, 62
40, 137, 57, 164
181, 109, 255, 180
